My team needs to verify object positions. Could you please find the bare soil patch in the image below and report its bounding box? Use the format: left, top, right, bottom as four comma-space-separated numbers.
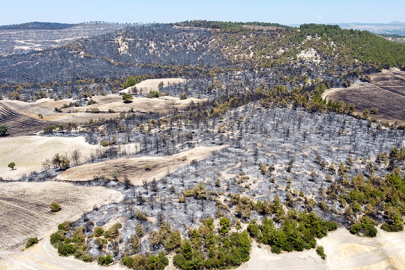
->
0, 136, 99, 180
238, 228, 405, 270
56, 145, 227, 185
323, 69, 405, 124
0, 181, 123, 252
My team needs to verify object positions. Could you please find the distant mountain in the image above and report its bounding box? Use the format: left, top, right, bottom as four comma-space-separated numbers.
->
0, 22, 77, 30
289, 22, 405, 36
338, 22, 405, 35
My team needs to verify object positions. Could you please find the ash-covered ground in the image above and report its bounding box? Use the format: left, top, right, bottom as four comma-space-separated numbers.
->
64, 104, 404, 261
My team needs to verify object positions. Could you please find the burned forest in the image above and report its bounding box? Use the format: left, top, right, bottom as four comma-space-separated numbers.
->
1, 20, 405, 270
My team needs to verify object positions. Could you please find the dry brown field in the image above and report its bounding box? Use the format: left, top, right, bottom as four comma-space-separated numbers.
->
323, 69, 405, 125
0, 181, 123, 252
0, 103, 56, 136
56, 145, 227, 185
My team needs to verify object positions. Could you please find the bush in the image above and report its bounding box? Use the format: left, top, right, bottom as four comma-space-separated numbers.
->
58, 221, 71, 232
91, 107, 100, 113
50, 202, 61, 212
50, 231, 65, 245
147, 91, 160, 98
0, 124, 8, 136
316, 246, 326, 259
349, 216, 377, 237
97, 253, 113, 266
219, 217, 231, 235
123, 93, 133, 103
173, 254, 186, 269
381, 214, 404, 232
104, 223, 122, 240
147, 252, 168, 270
247, 223, 260, 238
26, 237, 38, 248
180, 93, 187, 100
94, 227, 104, 237
58, 244, 76, 256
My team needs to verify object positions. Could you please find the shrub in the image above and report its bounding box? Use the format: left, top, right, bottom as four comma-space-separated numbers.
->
97, 253, 113, 266
316, 246, 326, 259
58, 244, 76, 256
50, 231, 65, 245
219, 217, 231, 235
50, 202, 61, 212
94, 227, 104, 237
26, 237, 38, 248
58, 221, 71, 232
91, 107, 100, 113
381, 214, 404, 232
180, 93, 187, 100
147, 91, 160, 98
349, 216, 377, 237
0, 124, 7, 136
123, 93, 133, 103
147, 252, 168, 270
104, 223, 122, 240
173, 254, 186, 269
247, 223, 260, 238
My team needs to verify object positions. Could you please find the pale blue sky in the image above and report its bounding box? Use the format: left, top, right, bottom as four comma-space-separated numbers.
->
1, 0, 404, 26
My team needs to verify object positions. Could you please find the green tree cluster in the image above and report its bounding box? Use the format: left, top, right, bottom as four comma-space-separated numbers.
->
172, 218, 251, 269
247, 213, 337, 254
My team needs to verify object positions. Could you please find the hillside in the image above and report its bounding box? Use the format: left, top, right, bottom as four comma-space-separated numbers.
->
1, 21, 405, 270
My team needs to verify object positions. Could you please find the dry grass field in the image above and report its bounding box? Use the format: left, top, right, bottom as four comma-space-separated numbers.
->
119, 78, 186, 94
323, 69, 405, 125
56, 145, 227, 184
2, 94, 204, 124
0, 103, 56, 136
77, 95, 205, 114
0, 181, 123, 252
2, 98, 120, 124
0, 136, 99, 180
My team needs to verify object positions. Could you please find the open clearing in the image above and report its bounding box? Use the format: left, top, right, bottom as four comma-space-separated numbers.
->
120, 78, 186, 94
56, 145, 227, 184
0, 181, 123, 252
2, 93, 204, 124
238, 228, 405, 270
76, 95, 205, 114
0, 136, 99, 180
323, 69, 405, 124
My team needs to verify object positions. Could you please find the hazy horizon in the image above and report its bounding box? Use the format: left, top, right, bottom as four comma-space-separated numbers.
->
1, 0, 404, 26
